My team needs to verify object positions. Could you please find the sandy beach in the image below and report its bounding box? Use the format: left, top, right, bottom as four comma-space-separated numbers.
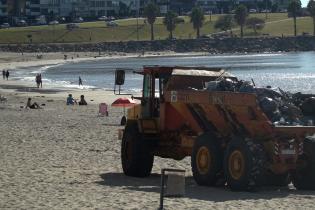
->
1, 52, 315, 210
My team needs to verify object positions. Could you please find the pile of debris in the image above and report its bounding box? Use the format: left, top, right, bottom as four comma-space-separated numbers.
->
206, 78, 315, 126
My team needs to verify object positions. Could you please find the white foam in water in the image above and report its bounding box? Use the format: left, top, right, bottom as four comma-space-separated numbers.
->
30, 64, 63, 74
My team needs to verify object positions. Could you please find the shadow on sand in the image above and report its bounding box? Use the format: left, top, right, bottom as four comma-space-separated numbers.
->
97, 172, 315, 202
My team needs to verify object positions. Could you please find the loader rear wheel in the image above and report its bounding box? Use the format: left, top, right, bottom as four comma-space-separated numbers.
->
292, 138, 315, 190
191, 133, 223, 186
121, 122, 154, 177
224, 138, 266, 191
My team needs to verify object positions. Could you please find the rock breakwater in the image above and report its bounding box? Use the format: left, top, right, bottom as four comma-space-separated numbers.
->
0, 36, 315, 53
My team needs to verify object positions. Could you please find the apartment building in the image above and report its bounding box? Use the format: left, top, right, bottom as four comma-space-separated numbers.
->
154, 0, 195, 15
89, 0, 118, 16
0, 0, 8, 17
195, 0, 216, 11
25, 0, 41, 17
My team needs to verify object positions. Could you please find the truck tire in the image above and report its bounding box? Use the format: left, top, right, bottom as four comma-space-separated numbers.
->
191, 133, 223, 186
292, 138, 315, 190
121, 122, 154, 177
224, 137, 266, 191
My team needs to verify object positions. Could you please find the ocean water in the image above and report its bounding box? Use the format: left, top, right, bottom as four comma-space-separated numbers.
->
12, 52, 315, 94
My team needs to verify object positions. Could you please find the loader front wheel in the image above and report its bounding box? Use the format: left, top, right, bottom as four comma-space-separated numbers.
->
191, 133, 223, 186
224, 138, 266, 191
121, 122, 154, 177
292, 138, 315, 190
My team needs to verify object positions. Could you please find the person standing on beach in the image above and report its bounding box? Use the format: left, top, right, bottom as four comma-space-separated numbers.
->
39, 74, 42, 88
5, 70, 9, 80
36, 74, 40, 88
79, 76, 83, 86
2, 70, 5, 80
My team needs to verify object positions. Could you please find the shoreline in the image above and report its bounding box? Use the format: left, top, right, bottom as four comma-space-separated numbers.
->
0, 51, 210, 101
0, 51, 212, 71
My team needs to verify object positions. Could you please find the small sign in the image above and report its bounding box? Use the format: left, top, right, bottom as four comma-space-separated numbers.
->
281, 149, 295, 155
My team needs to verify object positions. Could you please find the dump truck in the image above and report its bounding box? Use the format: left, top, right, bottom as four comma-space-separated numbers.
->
118, 66, 315, 191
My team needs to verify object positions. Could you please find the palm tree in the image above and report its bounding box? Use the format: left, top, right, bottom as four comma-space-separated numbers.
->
190, 7, 205, 38
288, 0, 301, 36
308, 0, 315, 36
144, 2, 159, 41
234, 4, 248, 38
163, 11, 178, 39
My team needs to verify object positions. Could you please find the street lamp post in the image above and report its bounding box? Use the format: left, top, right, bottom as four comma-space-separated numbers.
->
136, 0, 139, 41
265, 0, 268, 20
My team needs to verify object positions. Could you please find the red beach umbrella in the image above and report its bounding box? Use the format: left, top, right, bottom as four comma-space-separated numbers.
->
111, 97, 138, 115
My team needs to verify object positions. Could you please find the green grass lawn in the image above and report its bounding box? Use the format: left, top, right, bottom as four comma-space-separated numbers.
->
0, 13, 313, 44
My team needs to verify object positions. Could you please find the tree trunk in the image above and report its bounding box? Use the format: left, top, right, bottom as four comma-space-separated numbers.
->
313, 17, 315, 36
294, 16, 297, 36
197, 27, 200, 38
170, 30, 173, 39
151, 23, 154, 41
240, 24, 244, 38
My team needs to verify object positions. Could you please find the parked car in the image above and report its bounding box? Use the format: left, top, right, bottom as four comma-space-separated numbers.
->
0, 23, 10, 29
66, 23, 79, 30
261, 9, 271, 13
17, 20, 27, 27
108, 16, 115, 21
35, 16, 47, 25
74, 17, 84, 23
249, 9, 257, 13
59, 17, 66, 23
98, 16, 108, 21
49, 20, 59, 25
175, 17, 185, 24
106, 21, 118, 27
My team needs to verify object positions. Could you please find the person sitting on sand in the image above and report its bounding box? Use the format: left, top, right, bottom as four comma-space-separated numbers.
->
26, 98, 40, 109
78, 95, 87, 105
66, 94, 76, 105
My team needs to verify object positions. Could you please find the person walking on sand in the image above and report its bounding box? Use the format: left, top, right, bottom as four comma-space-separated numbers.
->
5, 70, 9, 80
79, 76, 83, 86
2, 70, 5, 80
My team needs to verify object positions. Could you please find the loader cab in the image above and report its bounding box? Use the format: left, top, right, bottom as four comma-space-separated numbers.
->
139, 66, 173, 118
